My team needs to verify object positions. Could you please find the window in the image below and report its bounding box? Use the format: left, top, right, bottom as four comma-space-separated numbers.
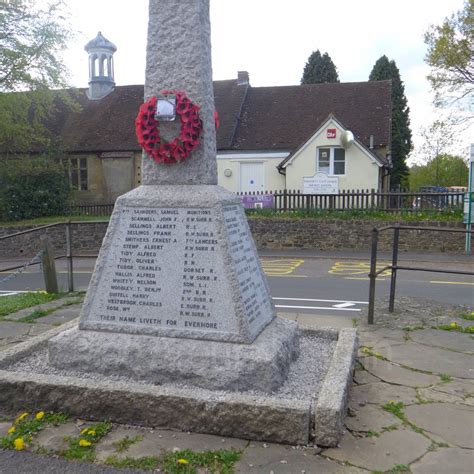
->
317, 148, 345, 175
63, 157, 88, 190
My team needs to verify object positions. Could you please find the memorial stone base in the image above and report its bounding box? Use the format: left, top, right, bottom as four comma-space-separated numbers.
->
48, 185, 300, 392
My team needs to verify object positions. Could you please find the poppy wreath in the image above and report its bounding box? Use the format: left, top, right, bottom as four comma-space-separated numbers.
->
135, 90, 203, 164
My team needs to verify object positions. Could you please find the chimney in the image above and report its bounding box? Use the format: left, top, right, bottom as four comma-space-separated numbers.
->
237, 71, 249, 86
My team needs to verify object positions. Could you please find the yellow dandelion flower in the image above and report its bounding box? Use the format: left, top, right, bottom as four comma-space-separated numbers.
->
450, 322, 457, 328
16, 412, 29, 422
35, 411, 45, 420
8, 426, 16, 434
79, 439, 92, 447
177, 458, 189, 465
87, 430, 96, 436
80, 428, 88, 435
14, 437, 25, 450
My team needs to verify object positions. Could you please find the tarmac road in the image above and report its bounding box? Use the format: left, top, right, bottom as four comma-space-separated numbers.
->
0, 250, 472, 314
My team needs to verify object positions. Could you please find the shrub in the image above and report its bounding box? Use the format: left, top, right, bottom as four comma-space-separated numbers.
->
0, 156, 70, 221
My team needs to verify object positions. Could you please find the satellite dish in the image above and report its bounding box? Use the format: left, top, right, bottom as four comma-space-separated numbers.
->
341, 130, 354, 149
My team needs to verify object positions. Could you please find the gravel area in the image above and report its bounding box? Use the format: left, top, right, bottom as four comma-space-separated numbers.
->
6, 332, 336, 402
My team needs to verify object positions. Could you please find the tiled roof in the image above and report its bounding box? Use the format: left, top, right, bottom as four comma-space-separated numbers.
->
3, 78, 391, 157
231, 81, 391, 152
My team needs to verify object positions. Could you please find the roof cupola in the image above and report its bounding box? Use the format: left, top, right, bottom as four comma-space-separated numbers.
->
84, 32, 117, 100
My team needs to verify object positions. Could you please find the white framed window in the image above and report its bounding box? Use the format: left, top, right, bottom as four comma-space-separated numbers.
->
317, 148, 345, 175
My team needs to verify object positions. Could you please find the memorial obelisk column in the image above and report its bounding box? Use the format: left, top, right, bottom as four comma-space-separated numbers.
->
48, 0, 299, 393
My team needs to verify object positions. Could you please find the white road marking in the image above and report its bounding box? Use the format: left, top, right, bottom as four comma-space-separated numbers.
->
333, 302, 356, 308
273, 297, 368, 305
275, 304, 361, 312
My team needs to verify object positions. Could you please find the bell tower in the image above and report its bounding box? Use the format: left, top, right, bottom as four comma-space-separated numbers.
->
84, 32, 117, 100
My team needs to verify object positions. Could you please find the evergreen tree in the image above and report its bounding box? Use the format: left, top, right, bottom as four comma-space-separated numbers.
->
301, 50, 339, 84
369, 55, 412, 188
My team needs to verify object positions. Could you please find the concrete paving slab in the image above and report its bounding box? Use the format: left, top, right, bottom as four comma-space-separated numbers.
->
418, 387, 467, 405
377, 343, 474, 379
353, 368, 379, 385
5, 298, 83, 322
0, 421, 11, 437
95, 427, 149, 462
359, 328, 407, 344
35, 306, 81, 325
433, 378, 474, 398
0, 321, 30, 339
28, 323, 54, 336
297, 313, 355, 329
235, 443, 365, 473
361, 357, 440, 388
99, 429, 248, 461
404, 403, 474, 449
345, 405, 402, 433
348, 382, 418, 408
31, 422, 79, 452
276, 312, 297, 321
410, 329, 474, 353
322, 429, 431, 472
411, 447, 474, 474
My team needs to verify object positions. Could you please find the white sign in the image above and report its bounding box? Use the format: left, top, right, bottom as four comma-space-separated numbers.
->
303, 172, 339, 194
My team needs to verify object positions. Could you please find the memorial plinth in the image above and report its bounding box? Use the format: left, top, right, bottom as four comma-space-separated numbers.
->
48, 185, 299, 391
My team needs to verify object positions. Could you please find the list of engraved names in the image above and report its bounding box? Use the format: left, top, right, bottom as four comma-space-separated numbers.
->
90, 206, 229, 333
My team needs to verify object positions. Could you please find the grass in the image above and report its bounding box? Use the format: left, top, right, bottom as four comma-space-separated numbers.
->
439, 373, 453, 383
61, 421, 112, 461
382, 402, 426, 435
105, 456, 159, 470
460, 312, 474, 321
0, 292, 62, 320
105, 448, 242, 473
112, 434, 143, 453
161, 448, 242, 474
0, 215, 110, 227
0, 411, 68, 450
245, 207, 463, 222
433, 323, 474, 334
0, 207, 463, 227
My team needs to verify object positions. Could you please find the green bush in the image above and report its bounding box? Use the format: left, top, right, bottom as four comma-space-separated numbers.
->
0, 157, 70, 221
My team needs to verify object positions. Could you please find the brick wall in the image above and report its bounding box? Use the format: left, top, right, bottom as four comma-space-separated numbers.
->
0, 219, 466, 259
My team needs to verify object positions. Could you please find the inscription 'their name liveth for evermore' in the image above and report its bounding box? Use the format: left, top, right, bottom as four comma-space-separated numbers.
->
84, 205, 269, 337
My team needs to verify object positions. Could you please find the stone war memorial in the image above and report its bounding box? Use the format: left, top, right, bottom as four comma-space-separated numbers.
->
0, 0, 357, 446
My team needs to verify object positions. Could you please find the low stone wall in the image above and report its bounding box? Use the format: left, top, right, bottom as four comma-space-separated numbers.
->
0, 218, 466, 259
0, 222, 109, 259
247, 218, 466, 253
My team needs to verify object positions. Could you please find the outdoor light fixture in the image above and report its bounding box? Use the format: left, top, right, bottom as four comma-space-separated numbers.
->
224, 168, 232, 177
155, 94, 176, 121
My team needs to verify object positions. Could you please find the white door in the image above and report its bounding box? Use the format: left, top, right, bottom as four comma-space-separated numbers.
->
240, 162, 264, 192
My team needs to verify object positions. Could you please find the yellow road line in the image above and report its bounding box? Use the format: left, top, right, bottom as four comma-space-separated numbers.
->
265, 274, 307, 278
429, 281, 474, 286
344, 277, 386, 281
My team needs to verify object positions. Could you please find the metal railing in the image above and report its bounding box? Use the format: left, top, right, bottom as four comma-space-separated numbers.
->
0, 221, 108, 293
367, 224, 474, 324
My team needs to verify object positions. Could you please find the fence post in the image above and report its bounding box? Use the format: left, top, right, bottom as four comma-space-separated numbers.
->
389, 224, 400, 312
283, 189, 288, 212
65, 221, 74, 293
368, 227, 379, 324
40, 235, 59, 294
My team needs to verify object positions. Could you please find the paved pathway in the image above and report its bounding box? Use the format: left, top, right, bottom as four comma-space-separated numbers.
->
0, 296, 473, 472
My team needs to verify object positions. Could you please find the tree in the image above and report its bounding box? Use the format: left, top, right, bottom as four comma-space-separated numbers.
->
0, 0, 73, 153
424, 1, 473, 108
301, 50, 339, 84
369, 55, 412, 189
0, 0, 70, 92
409, 154, 468, 190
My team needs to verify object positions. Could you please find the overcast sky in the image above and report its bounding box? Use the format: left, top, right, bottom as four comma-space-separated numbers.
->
61, 0, 468, 162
